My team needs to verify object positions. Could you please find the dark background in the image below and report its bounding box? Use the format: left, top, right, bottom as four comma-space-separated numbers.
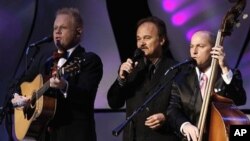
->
0, 0, 249, 141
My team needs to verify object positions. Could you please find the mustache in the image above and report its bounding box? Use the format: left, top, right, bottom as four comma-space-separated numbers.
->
139, 46, 148, 50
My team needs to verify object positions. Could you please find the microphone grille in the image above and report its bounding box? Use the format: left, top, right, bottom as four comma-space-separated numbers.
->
133, 48, 144, 60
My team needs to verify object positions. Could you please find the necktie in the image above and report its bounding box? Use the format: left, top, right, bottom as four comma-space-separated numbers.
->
148, 64, 155, 80
200, 73, 208, 99
53, 51, 68, 60
51, 51, 68, 75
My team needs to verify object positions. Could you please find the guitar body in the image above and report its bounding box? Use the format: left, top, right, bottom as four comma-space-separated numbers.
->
14, 74, 57, 140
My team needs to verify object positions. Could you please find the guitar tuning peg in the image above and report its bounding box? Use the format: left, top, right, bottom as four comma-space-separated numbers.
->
242, 13, 248, 20
235, 13, 248, 28
235, 22, 241, 28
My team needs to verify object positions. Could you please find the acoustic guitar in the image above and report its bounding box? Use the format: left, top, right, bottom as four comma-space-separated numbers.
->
14, 57, 81, 140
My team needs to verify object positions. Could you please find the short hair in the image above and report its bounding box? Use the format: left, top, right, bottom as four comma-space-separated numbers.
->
136, 16, 174, 58
136, 16, 169, 47
195, 30, 216, 46
56, 7, 83, 29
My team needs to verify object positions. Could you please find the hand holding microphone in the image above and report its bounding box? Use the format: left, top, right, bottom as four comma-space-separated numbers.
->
119, 48, 144, 79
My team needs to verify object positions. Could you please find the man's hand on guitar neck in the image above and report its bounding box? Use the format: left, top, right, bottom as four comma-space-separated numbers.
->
50, 77, 69, 98
11, 93, 30, 108
50, 77, 68, 90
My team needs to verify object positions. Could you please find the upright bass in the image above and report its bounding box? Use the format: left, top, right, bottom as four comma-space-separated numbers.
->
197, 0, 250, 141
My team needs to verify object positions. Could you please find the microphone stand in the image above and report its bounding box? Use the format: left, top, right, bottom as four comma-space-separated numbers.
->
25, 44, 40, 71
0, 45, 35, 125
0, 71, 20, 141
112, 67, 178, 137
0, 44, 40, 141
0, 85, 15, 124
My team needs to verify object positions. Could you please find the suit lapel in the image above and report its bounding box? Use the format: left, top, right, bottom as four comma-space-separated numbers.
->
143, 58, 175, 96
62, 46, 84, 67
188, 70, 203, 113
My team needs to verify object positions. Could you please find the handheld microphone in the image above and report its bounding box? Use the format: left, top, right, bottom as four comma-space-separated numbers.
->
29, 35, 53, 47
131, 48, 144, 63
164, 58, 196, 75
123, 48, 144, 77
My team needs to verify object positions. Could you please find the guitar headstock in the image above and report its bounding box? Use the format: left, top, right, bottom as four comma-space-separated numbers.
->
220, 0, 246, 36
58, 57, 82, 77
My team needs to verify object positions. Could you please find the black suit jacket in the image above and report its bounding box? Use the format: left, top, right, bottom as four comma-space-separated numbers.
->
107, 56, 179, 141
16, 46, 103, 141
167, 65, 246, 139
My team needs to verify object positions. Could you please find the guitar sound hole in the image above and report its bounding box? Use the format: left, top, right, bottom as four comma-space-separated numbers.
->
24, 92, 37, 120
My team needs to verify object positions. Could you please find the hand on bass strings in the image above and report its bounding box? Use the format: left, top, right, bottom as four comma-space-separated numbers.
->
182, 122, 199, 141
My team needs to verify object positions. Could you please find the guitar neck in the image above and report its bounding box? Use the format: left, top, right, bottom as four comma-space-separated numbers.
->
30, 80, 50, 102
29, 57, 81, 102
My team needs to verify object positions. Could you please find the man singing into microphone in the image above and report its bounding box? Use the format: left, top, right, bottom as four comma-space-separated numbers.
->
107, 16, 179, 141
166, 30, 246, 141
11, 7, 103, 141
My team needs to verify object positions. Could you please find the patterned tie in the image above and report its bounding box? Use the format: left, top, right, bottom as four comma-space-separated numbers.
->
200, 73, 208, 99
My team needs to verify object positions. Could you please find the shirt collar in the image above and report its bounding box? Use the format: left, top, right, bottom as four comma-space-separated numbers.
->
57, 44, 78, 58
67, 44, 78, 57
144, 57, 161, 74
196, 66, 211, 80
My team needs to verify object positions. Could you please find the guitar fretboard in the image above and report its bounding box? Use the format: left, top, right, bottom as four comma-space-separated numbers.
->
30, 80, 50, 102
